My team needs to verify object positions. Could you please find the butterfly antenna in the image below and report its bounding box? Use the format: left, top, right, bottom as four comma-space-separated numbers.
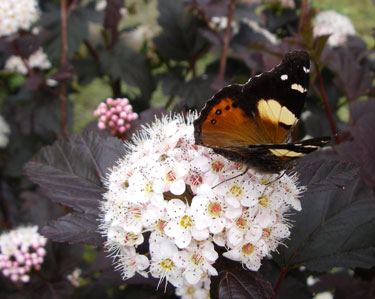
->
266, 170, 287, 185
212, 167, 249, 189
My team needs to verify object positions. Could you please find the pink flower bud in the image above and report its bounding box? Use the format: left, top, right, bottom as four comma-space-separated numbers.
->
98, 122, 106, 130
21, 275, 30, 283
117, 119, 125, 126
106, 98, 114, 105
120, 111, 127, 118
111, 114, 118, 121
3, 269, 10, 276
109, 121, 115, 127
37, 248, 46, 257
125, 123, 131, 130
10, 274, 18, 282
132, 113, 138, 120
118, 126, 126, 133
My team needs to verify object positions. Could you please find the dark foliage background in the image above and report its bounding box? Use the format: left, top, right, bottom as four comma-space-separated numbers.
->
0, 0, 374, 298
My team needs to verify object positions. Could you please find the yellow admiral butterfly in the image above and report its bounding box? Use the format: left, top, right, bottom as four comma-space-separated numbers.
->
194, 51, 331, 173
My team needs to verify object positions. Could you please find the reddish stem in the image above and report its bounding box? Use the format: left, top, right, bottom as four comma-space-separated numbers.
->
218, 0, 236, 81
313, 60, 340, 143
192, 1, 223, 45
59, 0, 69, 139
274, 267, 288, 298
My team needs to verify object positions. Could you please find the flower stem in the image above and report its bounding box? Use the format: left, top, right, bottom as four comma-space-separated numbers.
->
274, 266, 288, 298
59, 0, 68, 139
313, 60, 340, 143
218, 0, 236, 81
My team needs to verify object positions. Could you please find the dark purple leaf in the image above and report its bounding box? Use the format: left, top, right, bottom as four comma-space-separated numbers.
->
326, 49, 372, 102
293, 158, 358, 194
42, 213, 103, 246
24, 132, 125, 213
25, 71, 44, 91
336, 113, 375, 187
192, 0, 231, 18
104, 0, 124, 31
153, 0, 208, 61
50, 62, 76, 81
275, 177, 375, 271
310, 273, 374, 299
350, 98, 375, 123
211, 262, 274, 299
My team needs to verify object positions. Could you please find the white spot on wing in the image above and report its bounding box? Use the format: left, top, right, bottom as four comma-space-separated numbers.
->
291, 83, 307, 93
303, 66, 310, 73
281, 74, 288, 81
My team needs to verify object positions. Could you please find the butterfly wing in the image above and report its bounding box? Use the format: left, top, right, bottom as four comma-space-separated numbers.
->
210, 137, 331, 172
194, 84, 269, 147
194, 51, 330, 172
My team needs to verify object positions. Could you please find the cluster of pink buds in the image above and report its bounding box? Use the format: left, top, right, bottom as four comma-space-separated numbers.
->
0, 226, 47, 283
93, 98, 138, 136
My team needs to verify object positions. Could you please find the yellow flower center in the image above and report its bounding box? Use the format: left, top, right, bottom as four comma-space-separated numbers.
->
190, 253, 203, 265
160, 258, 174, 271
166, 170, 176, 182
241, 243, 255, 256
156, 220, 166, 233
208, 202, 221, 217
258, 195, 269, 208
144, 182, 154, 193
229, 185, 242, 197
180, 216, 194, 228
211, 161, 224, 173
236, 217, 247, 229
124, 233, 138, 245
186, 286, 195, 295
262, 228, 271, 239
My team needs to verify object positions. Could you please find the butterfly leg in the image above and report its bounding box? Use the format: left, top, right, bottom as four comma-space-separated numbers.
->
212, 167, 249, 189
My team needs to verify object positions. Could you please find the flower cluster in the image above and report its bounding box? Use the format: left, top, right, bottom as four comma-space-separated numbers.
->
99, 113, 302, 297
4, 48, 51, 75
0, 226, 47, 283
93, 98, 138, 137
0, 0, 39, 37
0, 115, 10, 148
313, 10, 355, 47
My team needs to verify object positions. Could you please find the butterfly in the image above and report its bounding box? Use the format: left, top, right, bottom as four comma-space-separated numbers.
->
193, 50, 331, 173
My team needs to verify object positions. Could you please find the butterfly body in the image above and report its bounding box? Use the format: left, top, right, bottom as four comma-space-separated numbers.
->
194, 51, 331, 173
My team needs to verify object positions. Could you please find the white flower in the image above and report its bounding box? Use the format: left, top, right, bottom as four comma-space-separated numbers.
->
150, 239, 183, 288
165, 199, 209, 249
0, 115, 10, 148
175, 241, 218, 285
313, 10, 356, 47
115, 246, 149, 279
4, 48, 51, 75
99, 113, 303, 295
175, 278, 210, 299
0, 0, 39, 37
0, 225, 47, 283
